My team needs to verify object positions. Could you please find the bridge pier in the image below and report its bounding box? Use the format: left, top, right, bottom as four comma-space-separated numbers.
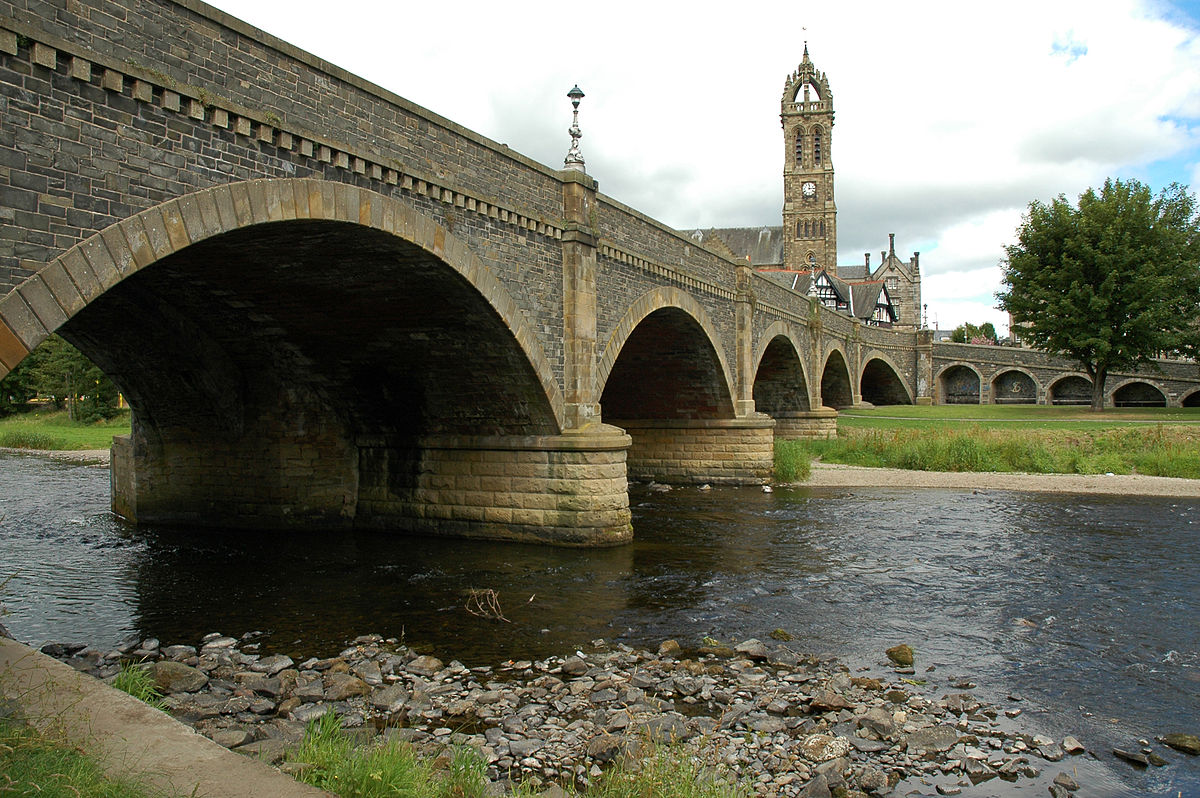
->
112, 426, 634, 546
771, 408, 838, 440
614, 416, 775, 486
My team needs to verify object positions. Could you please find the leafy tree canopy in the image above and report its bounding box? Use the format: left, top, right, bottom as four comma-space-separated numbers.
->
0, 335, 121, 421
997, 178, 1200, 410
949, 322, 999, 345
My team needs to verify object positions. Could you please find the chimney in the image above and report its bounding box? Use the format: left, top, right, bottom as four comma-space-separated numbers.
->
912, 252, 920, 272
888, 233, 896, 257
864, 252, 870, 269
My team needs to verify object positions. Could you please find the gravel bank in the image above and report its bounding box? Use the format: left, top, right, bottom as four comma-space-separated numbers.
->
805, 462, 1200, 497
41, 632, 1107, 797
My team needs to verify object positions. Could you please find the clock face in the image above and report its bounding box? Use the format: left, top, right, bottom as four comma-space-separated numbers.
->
802, 181, 817, 198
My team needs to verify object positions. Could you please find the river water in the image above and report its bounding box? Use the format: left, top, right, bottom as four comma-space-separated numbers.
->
1, 452, 1197, 796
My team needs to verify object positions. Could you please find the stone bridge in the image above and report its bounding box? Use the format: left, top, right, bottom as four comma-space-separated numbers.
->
932, 342, 1200, 408
1, 1, 1195, 546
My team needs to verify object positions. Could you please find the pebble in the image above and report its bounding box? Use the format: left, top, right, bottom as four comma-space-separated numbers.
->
43, 633, 1098, 796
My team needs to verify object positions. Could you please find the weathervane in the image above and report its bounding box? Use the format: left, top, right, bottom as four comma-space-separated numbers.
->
564, 85, 585, 171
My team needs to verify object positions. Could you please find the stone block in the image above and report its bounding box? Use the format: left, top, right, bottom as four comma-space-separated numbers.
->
69, 56, 91, 82
132, 80, 153, 102
0, 29, 16, 56
31, 42, 56, 69
102, 69, 123, 92
17, 275, 67, 332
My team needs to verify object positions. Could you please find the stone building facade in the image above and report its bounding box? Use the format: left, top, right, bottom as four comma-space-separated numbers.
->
689, 46, 923, 330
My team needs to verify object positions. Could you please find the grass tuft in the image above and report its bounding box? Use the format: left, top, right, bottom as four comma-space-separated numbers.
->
772, 439, 811, 482
111, 663, 165, 710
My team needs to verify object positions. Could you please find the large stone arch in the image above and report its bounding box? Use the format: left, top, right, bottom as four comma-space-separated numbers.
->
598, 288, 770, 485
1183, 389, 1200, 407
0, 178, 564, 428
990, 368, 1039, 405
859, 351, 913, 406
936, 363, 981, 404
820, 348, 854, 409
752, 324, 812, 414
0, 179, 640, 545
597, 287, 737, 416
1047, 374, 1092, 405
1110, 379, 1167, 408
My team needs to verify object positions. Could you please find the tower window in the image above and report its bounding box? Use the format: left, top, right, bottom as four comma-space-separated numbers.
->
813, 129, 822, 164
796, 220, 803, 238
795, 129, 804, 165
820, 219, 826, 236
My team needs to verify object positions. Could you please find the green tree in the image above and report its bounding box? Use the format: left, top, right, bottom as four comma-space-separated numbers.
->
997, 178, 1200, 411
949, 322, 998, 345
0, 335, 120, 421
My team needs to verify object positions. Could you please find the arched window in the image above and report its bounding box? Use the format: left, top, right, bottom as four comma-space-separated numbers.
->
795, 220, 803, 238
813, 129, 822, 164
795, 129, 804, 166
820, 219, 826, 236
804, 220, 811, 237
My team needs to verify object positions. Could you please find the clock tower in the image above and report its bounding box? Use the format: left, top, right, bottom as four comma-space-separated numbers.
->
781, 45, 838, 274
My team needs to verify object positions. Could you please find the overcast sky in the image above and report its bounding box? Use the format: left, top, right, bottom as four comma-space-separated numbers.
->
208, 0, 1200, 335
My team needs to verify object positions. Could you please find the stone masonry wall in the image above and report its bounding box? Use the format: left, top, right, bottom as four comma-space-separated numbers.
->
356, 431, 633, 546
615, 418, 775, 486
933, 342, 1200, 406
0, 0, 569, 377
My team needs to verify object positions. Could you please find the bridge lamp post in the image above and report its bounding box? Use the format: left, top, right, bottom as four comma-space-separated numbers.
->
565, 85, 586, 171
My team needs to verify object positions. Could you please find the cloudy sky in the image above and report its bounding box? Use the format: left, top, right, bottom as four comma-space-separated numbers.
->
208, 0, 1200, 335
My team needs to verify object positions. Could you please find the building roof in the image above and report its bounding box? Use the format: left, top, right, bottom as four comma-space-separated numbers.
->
685, 227, 784, 267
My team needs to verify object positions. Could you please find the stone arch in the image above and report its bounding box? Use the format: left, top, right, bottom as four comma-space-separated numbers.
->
1047, 374, 1092, 405
859, 352, 913, 406
1183, 389, 1200, 407
752, 327, 812, 414
990, 368, 1038, 405
820, 348, 854, 409
597, 287, 737, 418
1111, 380, 1167, 408
937, 363, 981, 404
0, 178, 565, 431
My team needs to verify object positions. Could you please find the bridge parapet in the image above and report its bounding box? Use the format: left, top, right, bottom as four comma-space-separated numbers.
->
0, 0, 573, 294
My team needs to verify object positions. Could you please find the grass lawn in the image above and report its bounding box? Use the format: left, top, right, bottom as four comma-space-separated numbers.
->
839, 403, 1200, 429
0, 407, 131, 451
0, 717, 157, 798
780, 404, 1200, 479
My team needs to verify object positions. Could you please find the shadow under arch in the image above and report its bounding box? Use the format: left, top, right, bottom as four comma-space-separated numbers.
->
1111, 379, 1167, 408
820, 348, 854, 409
859, 352, 913, 406
990, 367, 1039, 405
936, 362, 981, 405
753, 327, 812, 414
0, 178, 565, 428
1047, 373, 1092, 406
597, 287, 737, 418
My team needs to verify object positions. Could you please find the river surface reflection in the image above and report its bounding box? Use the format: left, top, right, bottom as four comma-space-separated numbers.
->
2, 452, 1197, 796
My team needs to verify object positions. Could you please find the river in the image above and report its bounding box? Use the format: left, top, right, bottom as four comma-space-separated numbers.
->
1, 452, 1196, 796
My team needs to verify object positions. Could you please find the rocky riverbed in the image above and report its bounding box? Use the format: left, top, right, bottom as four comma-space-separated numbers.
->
39, 632, 1193, 797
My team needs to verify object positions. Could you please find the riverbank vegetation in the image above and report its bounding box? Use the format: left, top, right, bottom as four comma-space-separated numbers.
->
777, 405, 1200, 479
0, 717, 157, 798
0, 407, 130, 450
288, 712, 745, 798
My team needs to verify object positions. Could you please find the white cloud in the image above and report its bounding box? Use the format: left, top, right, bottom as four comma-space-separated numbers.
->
205, 0, 1200, 333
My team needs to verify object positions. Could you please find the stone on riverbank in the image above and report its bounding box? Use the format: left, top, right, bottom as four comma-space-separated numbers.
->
885, 644, 914, 667
1160, 733, 1200, 755
40, 631, 1100, 797
150, 660, 208, 693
